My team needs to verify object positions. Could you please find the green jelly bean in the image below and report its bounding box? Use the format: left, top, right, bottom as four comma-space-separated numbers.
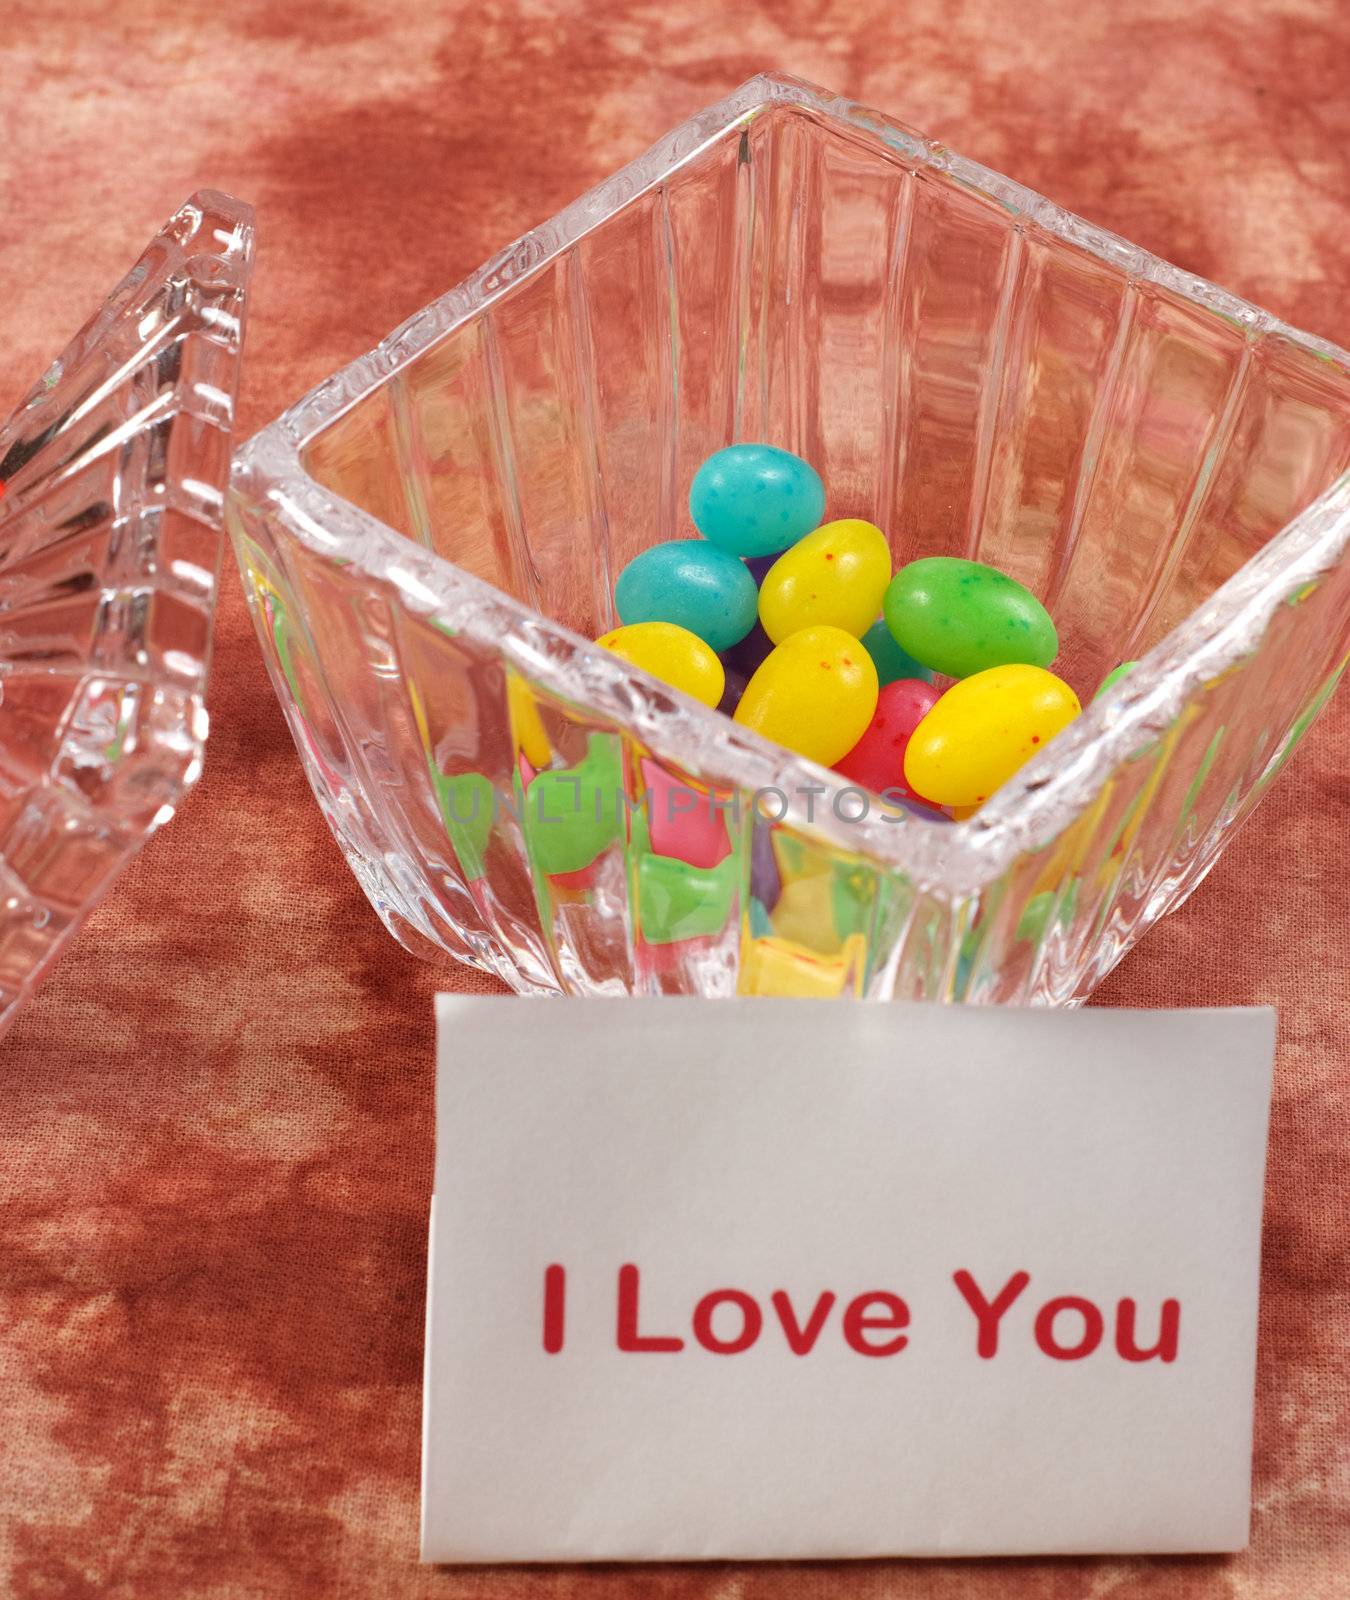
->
1016, 880, 1081, 945
523, 733, 624, 877
636, 848, 738, 945
883, 557, 1057, 679
860, 619, 934, 686
1094, 660, 1139, 700
1180, 727, 1225, 821
435, 770, 495, 881
1016, 891, 1055, 945
1263, 660, 1345, 782
830, 862, 875, 941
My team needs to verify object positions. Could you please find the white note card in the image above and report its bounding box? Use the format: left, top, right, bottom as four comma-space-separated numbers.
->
422, 998, 1274, 1563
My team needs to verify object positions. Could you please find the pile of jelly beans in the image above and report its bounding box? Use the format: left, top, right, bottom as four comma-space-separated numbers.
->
597, 443, 1105, 818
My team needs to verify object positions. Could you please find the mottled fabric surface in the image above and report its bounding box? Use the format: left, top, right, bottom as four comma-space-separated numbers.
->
3, 1, 1349, 1594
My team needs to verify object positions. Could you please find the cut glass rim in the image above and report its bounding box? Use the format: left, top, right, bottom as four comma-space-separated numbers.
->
231, 71, 1350, 900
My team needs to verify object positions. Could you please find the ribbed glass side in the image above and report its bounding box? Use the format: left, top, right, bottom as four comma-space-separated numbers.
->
0, 191, 253, 1032
230, 81, 1350, 1003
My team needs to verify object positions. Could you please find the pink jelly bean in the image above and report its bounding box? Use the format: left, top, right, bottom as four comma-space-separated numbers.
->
833, 678, 942, 802
642, 758, 732, 869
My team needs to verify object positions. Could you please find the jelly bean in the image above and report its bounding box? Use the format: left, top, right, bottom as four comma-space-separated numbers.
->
718, 663, 751, 717
1016, 880, 1079, 944
548, 861, 607, 893
892, 797, 953, 822
734, 625, 879, 767
1016, 889, 1055, 944
741, 932, 865, 997
638, 932, 721, 979
1094, 660, 1139, 700
641, 757, 732, 869
904, 664, 1080, 808
1265, 657, 1345, 781
635, 845, 738, 944
748, 896, 774, 939
883, 557, 1057, 679
435, 770, 494, 881
953, 941, 977, 998
831, 861, 875, 941
773, 830, 808, 876
522, 733, 624, 876
749, 823, 782, 914
507, 673, 552, 768
770, 873, 843, 954
860, 618, 934, 686
724, 620, 775, 668
717, 619, 775, 715
596, 621, 725, 709
759, 519, 891, 644
615, 540, 757, 652
833, 678, 942, 798
689, 443, 825, 558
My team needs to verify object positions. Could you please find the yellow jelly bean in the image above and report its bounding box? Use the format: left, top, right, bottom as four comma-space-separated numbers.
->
740, 932, 867, 997
767, 873, 842, 955
904, 664, 1081, 808
758, 519, 892, 644
507, 672, 552, 768
596, 621, 725, 709
734, 625, 879, 766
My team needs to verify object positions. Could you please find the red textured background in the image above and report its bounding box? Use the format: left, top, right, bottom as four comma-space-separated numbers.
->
3, 2, 1349, 1595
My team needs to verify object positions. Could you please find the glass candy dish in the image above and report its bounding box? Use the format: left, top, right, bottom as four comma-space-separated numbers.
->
229, 76, 1350, 1003
0, 191, 254, 1033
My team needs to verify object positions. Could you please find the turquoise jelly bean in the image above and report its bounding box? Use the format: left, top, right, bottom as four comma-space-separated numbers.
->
615, 540, 757, 652
688, 443, 825, 558
860, 619, 935, 686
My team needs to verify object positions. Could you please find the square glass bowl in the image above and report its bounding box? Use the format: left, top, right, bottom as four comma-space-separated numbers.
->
229, 75, 1350, 1004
